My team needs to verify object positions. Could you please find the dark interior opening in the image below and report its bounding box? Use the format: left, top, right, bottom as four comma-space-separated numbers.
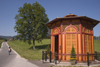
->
55, 35, 58, 60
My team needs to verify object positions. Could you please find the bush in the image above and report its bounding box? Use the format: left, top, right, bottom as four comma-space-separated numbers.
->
70, 46, 76, 60
47, 45, 50, 55
94, 51, 100, 61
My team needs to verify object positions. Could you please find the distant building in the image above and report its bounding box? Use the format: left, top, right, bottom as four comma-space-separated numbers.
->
9, 39, 14, 41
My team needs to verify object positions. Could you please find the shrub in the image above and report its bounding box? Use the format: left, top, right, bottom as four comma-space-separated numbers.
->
70, 46, 76, 60
47, 45, 50, 55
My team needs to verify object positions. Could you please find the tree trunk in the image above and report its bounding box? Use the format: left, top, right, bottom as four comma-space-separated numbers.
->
33, 37, 35, 50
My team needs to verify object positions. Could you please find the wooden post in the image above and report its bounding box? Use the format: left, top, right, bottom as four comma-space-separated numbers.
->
87, 52, 89, 66
55, 52, 57, 64
45, 51, 47, 61
95, 51, 97, 60
42, 51, 44, 63
50, 51, 51, 63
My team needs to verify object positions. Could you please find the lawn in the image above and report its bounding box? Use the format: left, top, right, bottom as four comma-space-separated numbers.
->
94, 40, 100, 52
8, 39, 50, 60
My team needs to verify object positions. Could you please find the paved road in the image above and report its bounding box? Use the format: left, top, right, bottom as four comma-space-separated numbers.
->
29, 60, 53, 67
0, 42, 38, 67
0, 42, 17, 67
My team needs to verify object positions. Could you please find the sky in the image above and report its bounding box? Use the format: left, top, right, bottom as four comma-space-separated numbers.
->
0, 0, 100, 36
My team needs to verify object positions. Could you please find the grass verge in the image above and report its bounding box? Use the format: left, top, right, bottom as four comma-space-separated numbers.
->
0, 40, 4, 48
94, 66, 100, 67
8, 39, 50, 60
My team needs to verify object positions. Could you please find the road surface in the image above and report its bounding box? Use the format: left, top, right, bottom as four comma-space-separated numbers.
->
0, 42, 17, 67
0, 42, 38, 67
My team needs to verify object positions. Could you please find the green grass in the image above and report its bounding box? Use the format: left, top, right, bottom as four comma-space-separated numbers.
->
94, 40, 100, 52
8, 39, 50, 60
8, 39, 100, 60
0, 40, 4, 48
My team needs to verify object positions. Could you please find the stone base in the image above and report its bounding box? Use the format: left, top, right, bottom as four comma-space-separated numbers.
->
70, 60, 76, 65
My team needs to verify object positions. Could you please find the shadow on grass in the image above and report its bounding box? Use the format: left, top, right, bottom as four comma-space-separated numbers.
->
29, 44, 50, 50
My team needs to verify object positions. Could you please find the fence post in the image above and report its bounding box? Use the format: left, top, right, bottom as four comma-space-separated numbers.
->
87, 52, 89, 66
55, 52, 57, 64
95, 51, 97, 60
49, 51, 51, 63
42, 51, 44, 63
44, 51, 47, 61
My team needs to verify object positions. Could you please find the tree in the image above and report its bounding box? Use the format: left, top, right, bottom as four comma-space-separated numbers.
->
14, 2, 49, 50
97, 36, 99, 40
99, 36, 100, 40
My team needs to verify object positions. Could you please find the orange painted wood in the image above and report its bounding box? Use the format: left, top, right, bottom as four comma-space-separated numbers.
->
49, 18, 95, 62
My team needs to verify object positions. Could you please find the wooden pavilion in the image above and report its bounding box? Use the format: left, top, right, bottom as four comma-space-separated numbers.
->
46, 14, 100, 62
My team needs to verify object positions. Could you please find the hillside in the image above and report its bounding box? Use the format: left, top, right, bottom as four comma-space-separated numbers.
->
0, 35, 12, 40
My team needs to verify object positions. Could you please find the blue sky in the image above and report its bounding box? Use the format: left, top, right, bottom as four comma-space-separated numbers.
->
0, 0, 100, 36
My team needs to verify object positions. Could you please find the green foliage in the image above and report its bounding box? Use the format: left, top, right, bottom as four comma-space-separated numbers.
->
70, 46, 76, 58
0, 40, 4, 48
14, 2, 49, 49
47, 45, 50, 55
49, 65, 53, 67
0, 37, 5, 40
5, 39, 7, 41
94, 51, 100, 61
0, 38, 5, 48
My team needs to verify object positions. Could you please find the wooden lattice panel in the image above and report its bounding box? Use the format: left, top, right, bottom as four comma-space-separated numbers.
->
91, 30, 93, 34
63, 24, 79, 32
62, 20, 70, 23
66, 27, 76, 32
57, 26, 61, 32
84, 28, 90, 33
82, 22, 93, 33
81, 20, 87, 23
66, 34, 77, 54
52, 27, 60, 35
73, 24, 79, 31
72, 19, 80, 22
53, 29, 59, 34
82, 26, 85, 32
85, 35, 91, 54
52, 23, 55, 26
63, 24, 69, 32
56, 21, 61, 25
